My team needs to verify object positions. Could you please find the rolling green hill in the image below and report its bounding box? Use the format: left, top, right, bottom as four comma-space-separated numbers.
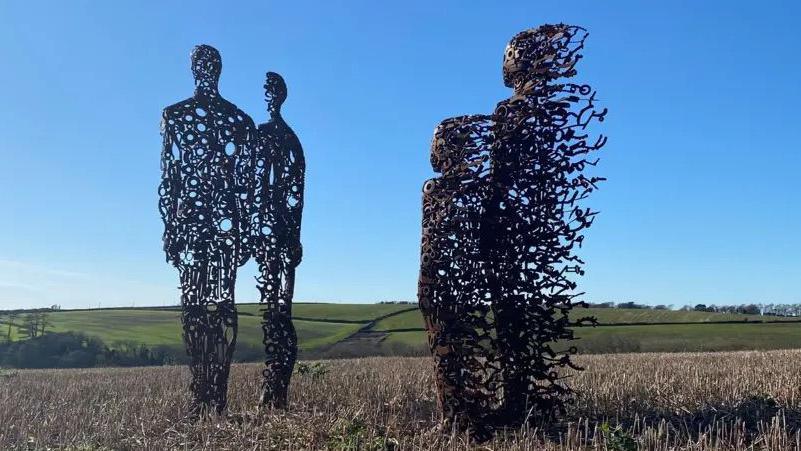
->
0, 304, 371, 354
52, 309, 363, 351
2, 303, 800, 361
371, 307, 795, 331
236, 302, 411, 322
380, 322, 801, 355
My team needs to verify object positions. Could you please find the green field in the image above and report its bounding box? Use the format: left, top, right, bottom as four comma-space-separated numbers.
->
371, 307, 794, 331
2, 304, 801, 361
0, 306, 369, 354
574, 322, 801, 353
377, 323, 801, 355
42, 309, 362, 350
236, 302, 412, 322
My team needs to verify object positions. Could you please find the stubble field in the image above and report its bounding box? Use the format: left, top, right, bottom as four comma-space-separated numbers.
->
3, 350, 801, 450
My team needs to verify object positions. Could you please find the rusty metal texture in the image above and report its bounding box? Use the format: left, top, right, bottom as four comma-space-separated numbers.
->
252, 72, 305, 408
159, 45, 256, 415
418, 24, 606, 435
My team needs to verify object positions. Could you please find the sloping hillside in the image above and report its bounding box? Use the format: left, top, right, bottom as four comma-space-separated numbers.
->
2, 303, 800, 360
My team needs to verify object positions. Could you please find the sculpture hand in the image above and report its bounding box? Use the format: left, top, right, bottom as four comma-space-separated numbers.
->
164, 234, 185, 266
289, 242, 303, 267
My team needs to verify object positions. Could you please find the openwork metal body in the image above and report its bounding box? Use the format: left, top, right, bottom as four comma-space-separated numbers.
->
159, 45, 256, 414
418, 24, 606, 433
252, 72, 305, 408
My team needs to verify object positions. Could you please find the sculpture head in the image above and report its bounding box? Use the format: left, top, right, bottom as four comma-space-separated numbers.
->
430, 115, 491, 176
502, 24, 587, 94
264, 72, 287, 115
191, 44, 222, 93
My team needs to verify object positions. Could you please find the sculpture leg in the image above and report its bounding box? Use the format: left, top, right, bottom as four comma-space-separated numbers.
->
492, 302, 530, 425
258, 255, 297, 408
434, 321, 493, 436
277, 264, 299, 400
260, 309, 296, 408
422, 284, 498, 439
419, 284, 469, 430
179, 247, 238, 416
431, 326, 468, 430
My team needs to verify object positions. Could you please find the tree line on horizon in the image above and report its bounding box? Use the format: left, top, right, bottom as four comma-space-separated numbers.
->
3, 301, 800, 315
586, 301, 801, 316
0, 332, 180, 369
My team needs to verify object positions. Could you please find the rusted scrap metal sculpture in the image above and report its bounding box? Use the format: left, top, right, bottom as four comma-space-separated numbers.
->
418, 24, 606, 434
253, 72, 305, 408
159, 44, 256, 414
420, 114, 497, 432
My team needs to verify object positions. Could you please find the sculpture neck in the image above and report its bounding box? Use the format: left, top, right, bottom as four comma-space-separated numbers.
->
194, 84, 220, 99
513, 78, 544, 96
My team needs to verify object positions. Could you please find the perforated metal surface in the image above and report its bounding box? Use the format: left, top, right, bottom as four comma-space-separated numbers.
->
159, 45, 257, 414
252, 72, 305, 408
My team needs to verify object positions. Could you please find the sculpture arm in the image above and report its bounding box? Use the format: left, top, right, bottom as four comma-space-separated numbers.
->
275, 133, 305, 266
418, 180, 439, 317
235, 117, 258, 265
287, 136, 305, 260
157, 111, 182, 265
251, 138, 271, 246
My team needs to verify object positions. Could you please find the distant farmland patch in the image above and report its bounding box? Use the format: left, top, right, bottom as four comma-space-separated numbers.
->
2, 304, 800, 365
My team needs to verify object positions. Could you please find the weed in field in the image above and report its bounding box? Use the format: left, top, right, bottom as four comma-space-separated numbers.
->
327, 417, 398, 451
600, 422, 637, 451
295, 361, 329, 379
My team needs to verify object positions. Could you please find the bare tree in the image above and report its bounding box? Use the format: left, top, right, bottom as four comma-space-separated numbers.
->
21, 313, 40, 339
7, 311, 19, 340
38, 312, 52, 336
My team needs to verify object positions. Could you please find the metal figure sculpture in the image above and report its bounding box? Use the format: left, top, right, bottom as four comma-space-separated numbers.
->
418, 24, 606, 433
419, 114, 498, 434
252, 72, 305, 408
159, 44, 256, 415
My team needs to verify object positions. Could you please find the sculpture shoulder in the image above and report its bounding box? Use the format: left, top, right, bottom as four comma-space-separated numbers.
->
162, 97, 197, 118
256, 121, 275, 135
436, 114, 493, 129
259, 119, 302, 150
284, 125, 302, 151
493, 94, 540, 114
163, 97, 254, 129
492, 97, 513, 114
161, 98, 197, 136
229, 104, 256, 131
209, 98, 256, 134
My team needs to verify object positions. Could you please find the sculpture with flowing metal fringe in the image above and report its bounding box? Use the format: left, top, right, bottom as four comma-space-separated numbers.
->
418, 24, 606, 435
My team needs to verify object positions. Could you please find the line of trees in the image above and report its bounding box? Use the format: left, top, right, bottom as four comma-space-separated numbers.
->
682, 304, 761, 315
586, 302, 801, 316
751, 304, 801, 317
0, 311, 54, 342
0, 332, 183, 369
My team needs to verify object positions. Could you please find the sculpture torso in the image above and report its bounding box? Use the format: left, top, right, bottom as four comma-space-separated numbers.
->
160, 94, 256, 267
253, 116, 305, 263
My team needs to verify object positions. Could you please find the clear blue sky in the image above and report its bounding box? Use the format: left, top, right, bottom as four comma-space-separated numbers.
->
0, 1, 799, 310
